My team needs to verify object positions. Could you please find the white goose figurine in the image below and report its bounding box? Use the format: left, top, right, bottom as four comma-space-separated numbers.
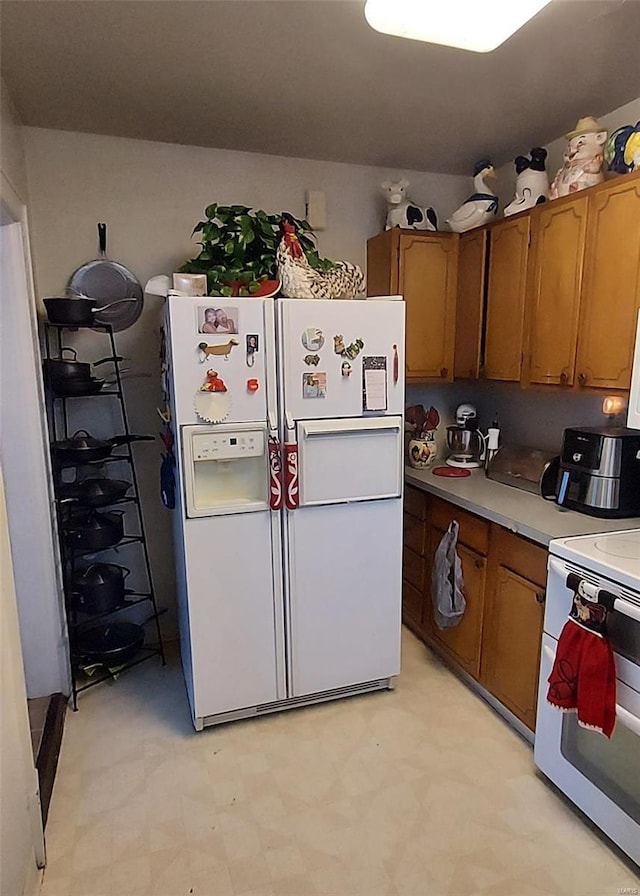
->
447, 159, 499, 233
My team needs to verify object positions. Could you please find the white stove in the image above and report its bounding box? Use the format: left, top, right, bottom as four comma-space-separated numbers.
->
548, 529, 640, 594
535, 527, 640, 867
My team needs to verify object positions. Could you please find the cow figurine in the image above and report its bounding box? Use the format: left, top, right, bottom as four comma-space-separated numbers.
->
504, 148, 549, 217
381, 180, 438, 231
549, 117, 608, 200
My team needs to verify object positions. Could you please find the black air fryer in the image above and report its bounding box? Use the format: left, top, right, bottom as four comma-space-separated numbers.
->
556, 426, 640, 518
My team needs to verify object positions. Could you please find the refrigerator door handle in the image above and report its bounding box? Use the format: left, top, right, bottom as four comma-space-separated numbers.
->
268, 432, 284, 511
284, 443, 299, 510
284, 412, 299, 511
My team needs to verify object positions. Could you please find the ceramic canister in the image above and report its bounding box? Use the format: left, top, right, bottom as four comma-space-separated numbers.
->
408, 433, 438, 469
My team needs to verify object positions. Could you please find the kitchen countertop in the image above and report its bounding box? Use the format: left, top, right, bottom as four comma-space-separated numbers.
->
405, 465, 640, 547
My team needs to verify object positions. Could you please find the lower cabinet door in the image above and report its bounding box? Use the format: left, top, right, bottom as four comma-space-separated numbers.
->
403, 578, 424, 631
429, 533, 486, 679
480, 564, 545, 730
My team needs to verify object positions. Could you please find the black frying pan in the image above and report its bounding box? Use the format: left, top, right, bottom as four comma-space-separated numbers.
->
76, 622, 144, 666
67, 224, 144, 332
53, 430, 154, 464
57, 477, 132, 507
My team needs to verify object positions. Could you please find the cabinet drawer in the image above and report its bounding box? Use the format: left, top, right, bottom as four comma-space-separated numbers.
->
490, 525, 547, 587
431, 497, 489, 555
403, 547, 425, 591
402, 579, 424, 629
404, 513, 425, 555
405, 486, 428, 520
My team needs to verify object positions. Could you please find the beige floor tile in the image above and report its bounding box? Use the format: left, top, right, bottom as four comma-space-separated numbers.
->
37, 631, 639, 896
68, 865, 111, 896
110, 855, 152, 893
228, 853, 271, 894
39, 878, 72, 896
263, 844, 307, 880
190, 863, 235, 896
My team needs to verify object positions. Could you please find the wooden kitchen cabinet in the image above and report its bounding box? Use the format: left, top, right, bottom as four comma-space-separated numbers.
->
402, 486, 430, 634
422, 497, 489, 679
403, 490, 547, 732
480, 527, 547, 731
483, 216, 530, 381
428, 534, 487, 678
367, 229, 458, 382
574, 175, 640, 391
524, 196, 588, 386
454, 229, 487, 379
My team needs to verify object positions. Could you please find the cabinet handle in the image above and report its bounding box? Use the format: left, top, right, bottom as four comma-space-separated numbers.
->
535, 591, 546, 604
440, 367, 448, 378
559, 371, 568, 385
577, 372, 588, 386
474, 558, 484, 570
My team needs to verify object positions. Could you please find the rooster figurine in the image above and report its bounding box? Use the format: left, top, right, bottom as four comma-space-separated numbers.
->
277, 216, 365, 299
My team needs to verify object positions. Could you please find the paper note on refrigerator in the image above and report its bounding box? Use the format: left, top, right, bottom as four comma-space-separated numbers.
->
362, 356, 387, 411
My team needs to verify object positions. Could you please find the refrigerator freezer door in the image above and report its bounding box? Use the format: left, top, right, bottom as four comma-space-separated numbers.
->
183, 512, 284, 720
167, 295, 271, 425
298, 416, 402, 505
278, 298, 405, 420
285, 498, 402, 696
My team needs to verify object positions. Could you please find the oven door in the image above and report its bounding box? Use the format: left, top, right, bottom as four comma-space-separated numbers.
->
545, 556, 640, 676
535, 633, 640, 865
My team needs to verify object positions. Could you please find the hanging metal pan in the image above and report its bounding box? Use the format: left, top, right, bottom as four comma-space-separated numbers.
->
67, 223, 144, 332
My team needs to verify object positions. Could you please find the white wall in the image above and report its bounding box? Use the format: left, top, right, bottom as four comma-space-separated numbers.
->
1, 77, 29, 203
23, 127, 468, 634
0, 462, 43, 896
0, 215, 69, 697
1, 83, 69, 699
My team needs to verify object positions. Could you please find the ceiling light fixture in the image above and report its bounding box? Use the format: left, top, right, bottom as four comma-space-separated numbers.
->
363, 0, 552, 53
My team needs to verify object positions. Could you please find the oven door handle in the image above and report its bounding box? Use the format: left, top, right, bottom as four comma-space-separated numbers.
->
543, 644, 640, 738
547, 557, 640, 624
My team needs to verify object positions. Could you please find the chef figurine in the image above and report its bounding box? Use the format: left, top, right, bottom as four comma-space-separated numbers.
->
549, 117, 608, 199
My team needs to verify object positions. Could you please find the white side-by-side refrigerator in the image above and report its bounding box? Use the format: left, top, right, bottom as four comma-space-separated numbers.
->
165, 294, 405, 730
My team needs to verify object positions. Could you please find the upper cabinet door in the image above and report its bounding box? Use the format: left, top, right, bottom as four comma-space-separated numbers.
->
576, 176, 640, 390
454, 229, 487, 380
483, 217, 530, 381
367, 230, 458, 383
399, 232, 458, 382
525, 197, 588, 386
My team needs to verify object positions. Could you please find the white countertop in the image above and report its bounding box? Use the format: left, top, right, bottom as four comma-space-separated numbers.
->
405, 465, 640, 547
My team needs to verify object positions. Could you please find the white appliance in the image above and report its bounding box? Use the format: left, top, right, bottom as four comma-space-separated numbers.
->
445, 403, 486, 468
164, 294, 405, 730
535, 530, 640, 865
628, 308, 640, 429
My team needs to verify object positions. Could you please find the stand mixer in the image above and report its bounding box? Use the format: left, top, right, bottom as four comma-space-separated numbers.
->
446, 404, 486, 468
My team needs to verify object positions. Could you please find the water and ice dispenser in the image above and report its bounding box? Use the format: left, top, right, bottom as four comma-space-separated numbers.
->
182, 424, 268, 517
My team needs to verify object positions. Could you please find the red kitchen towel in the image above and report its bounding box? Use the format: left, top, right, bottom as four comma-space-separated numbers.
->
546, 582, 617, 738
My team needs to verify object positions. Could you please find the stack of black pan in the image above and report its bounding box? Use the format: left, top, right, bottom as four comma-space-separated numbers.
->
53, 430, 154, 465
42, 348, 118, 397
71, 563, 134, 615
76, 623, 145, 668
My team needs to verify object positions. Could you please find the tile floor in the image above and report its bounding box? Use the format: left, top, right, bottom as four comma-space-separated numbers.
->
40, 628, 639, 896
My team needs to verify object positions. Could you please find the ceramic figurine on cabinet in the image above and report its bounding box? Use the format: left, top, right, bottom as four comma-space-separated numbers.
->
548, 117, 608, 200
504, 148, 549, 217
446, 160, 498, 232
381, 180, 438, 231
605, 122, 640, 174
